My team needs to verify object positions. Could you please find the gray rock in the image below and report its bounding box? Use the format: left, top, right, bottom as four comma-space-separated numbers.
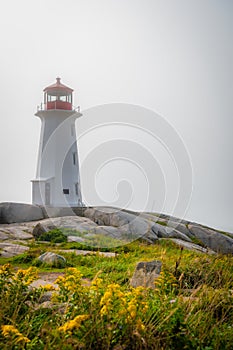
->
0, 243, 29, 257
32, 223, 55, 239
29, 279, 58, 291
0, 230, 9, 240
89, 225, 126, 239
142, 213, 192, 237
188, 224, 233, 254
37, 252, 66, 267
167, 222, 191, 237
32, 216, 98, 236
34, 301, 67, 313
1, 204, 232, 255
84, 207, 158, 243
42, 207, 76, 218
84, 207, 134, 227
145, 222, 191, 242
127, 215, 156, 239
130, 260, 162, 288
4, 227, 33, 240
0, 226, 33, 241
139, 213, 161, 223
38, 294, 54, 303
41, 206, 85, 219
67, 236, 85, 243
84, 207, 233, 254
168, 229, 192, 242
151, 212, 191, 225
140, 229, 158, 244
169, 238, 216, 254
151, 223, 170, 237
0, 202, 44, 224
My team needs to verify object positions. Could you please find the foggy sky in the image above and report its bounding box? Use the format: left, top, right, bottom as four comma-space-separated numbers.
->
0, 0, 232, 232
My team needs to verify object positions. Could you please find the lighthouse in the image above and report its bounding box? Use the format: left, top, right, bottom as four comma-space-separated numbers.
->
32, 77, 83, 207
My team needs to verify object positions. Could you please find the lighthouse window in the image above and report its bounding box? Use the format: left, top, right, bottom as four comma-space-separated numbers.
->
75, 183, 79, 196
63, 189, 69, 195
60, 95, 66, 102
73, 152, 77, 165
48, 95, 57, 102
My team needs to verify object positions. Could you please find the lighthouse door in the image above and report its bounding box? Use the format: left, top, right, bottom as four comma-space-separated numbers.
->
45, 183, 50, 206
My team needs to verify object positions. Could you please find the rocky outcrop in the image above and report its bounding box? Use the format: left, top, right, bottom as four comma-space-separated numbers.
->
84, 207, 192, 243
0, 226, 33, 240
0, 204, 233, 255
188, 224, 233, 255
130, 260, 162, 288
0, 202, 44, 224
32, 216, 98, 238
84, 207, 233, 254
37, 252, 66, 267
84, 207, 159, 243
32, 223, 53, 239
0, 242, 29, 257
169, 238, 216, 254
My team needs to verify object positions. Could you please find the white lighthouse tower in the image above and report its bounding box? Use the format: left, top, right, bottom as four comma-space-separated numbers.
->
32, 77, 83, 207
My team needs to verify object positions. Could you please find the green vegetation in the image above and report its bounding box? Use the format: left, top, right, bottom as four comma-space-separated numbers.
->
0, 239, 233, 349
36, 228, 131, 249
156, 220, 167, 226
36, 229, 68, 243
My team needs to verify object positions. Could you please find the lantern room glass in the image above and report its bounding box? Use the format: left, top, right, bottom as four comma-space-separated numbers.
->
44, 91, 73, 110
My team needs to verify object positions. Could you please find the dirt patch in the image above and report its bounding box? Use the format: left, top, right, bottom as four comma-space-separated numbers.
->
37, 272, 91, 286
38, 272, 65, 283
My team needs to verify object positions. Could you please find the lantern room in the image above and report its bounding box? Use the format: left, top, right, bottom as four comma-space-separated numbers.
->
43, 77, 73, 110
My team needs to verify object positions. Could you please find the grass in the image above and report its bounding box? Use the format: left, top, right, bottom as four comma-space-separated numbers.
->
156, 220, 167, 226
0, 239, 233, 349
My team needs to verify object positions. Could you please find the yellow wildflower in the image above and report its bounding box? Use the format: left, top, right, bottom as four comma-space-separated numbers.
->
100, 291, 112, 306
136, 319, 146, 332
13, 267, 38, 285
1, 325, 30, 343
108, 283, 120, 291
0, 263, 12, 275
55, 268, 83, 293
90, 277, 103, 290
100, 305, 108, 317
141, 301, 149, 312
40, 284, 56, 291
59, 315, 89, 333
127, 302, 137, 319
55, 275, 65, 284
89, 278, 103, 300
2, 325, 18, 337
133, 286, 145, 296
15, 335, 30, 343
118, 308, 127, 316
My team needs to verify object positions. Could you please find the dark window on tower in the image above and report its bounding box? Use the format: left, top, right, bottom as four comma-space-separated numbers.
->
72, 152, 77, 165
75, 183, 79, 196
63, 189, 69, 195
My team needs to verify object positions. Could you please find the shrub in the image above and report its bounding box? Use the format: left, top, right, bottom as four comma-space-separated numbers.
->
37, 229, 67, 243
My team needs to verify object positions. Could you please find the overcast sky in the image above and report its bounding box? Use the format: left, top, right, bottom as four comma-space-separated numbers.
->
0, 0, 232, 232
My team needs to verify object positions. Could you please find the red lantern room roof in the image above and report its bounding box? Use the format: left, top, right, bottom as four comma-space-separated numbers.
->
43, 77, 73, 93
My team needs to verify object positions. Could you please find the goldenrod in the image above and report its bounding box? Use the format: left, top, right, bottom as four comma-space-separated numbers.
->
1, 325, 30, 343
40, 283, 56, 291
59, 315, 89, 333
13, 267, 38, 285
